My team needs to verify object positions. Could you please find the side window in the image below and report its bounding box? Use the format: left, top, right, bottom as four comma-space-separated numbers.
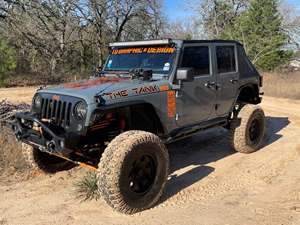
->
181, 46, 210, 75
216, 46, 236, 73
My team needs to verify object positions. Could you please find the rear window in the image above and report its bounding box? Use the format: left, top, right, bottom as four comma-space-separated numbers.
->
216, 46, 236, 73
180, 46, 210, 75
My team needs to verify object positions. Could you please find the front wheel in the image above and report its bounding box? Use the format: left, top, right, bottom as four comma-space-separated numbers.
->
97, 130, 169, 214
21, 143, 75, 173
229, 104, 265, 153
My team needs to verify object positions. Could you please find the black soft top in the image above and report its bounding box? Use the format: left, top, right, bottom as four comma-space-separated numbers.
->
181, 39, 243, 46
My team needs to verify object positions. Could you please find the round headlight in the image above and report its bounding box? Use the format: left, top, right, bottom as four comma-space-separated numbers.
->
33, 94, 42, 109
74, 101, 87, 120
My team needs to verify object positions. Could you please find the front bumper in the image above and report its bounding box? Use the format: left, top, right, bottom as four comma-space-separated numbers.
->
12, 112, 73, 155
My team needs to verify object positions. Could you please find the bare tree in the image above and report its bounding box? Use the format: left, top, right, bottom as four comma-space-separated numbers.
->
0, 0, 166, 82
74, 0, 164, 64
280, 2, 300, 49
163, 19, 204, 39
2, 0, 83, 75
197, 0, 249, 38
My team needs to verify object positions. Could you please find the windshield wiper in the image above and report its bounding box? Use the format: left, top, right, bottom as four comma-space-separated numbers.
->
129, 68, 153, 80
101, 68, 154, 81
100, 70, 132, 78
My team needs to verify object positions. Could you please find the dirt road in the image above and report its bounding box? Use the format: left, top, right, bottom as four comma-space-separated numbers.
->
0, 87, 36, 103
0, 88, 299, 225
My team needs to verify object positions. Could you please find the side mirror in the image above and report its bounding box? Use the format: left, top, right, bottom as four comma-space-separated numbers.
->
176, 68, 194, 81
96, 66, 102, 72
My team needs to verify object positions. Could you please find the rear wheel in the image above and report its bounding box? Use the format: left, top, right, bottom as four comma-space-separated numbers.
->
21, 143, 75, 173
98, 130, 169, 214
229, 104, 265, 153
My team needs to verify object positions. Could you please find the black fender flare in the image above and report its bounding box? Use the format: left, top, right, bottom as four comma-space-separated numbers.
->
229, 83, 260, 114
92, 100, 166, 135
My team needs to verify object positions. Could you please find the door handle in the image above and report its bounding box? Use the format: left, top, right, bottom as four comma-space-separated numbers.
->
204, 81, 216, 89
215, 83, 221, 91
205, 81, 221, 90
230, 79, 238, 84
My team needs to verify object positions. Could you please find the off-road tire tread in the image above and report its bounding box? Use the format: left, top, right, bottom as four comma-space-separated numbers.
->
97, 130, 169, 214
21, 143, 74, 173
229, 104, 265, 154
21, 143, 39, 170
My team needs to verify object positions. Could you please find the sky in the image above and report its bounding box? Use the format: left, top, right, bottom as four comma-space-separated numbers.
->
164, 0, 300, 22
164, 0, 195, 22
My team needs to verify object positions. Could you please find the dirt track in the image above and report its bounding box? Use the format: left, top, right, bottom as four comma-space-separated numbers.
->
0, 87, 299, 225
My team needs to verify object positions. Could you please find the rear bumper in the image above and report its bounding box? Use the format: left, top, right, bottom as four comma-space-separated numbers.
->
12, 112, 72, 154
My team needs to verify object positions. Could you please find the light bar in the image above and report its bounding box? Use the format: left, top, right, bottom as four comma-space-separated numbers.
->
109, 39, 171, 47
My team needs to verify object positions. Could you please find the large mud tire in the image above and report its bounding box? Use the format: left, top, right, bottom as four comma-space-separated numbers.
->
229, 104, 265, 153
98, 130, 169, 214
21, 143, 74, 173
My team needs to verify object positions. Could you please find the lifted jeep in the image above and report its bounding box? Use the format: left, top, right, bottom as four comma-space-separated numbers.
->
12, 39, 265, 214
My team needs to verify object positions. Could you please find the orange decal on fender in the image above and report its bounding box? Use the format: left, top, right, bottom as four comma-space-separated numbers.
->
160, 85, 169, 91
167, 91, 176, 118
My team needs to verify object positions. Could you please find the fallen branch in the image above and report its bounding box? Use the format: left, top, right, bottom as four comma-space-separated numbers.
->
0, 100, 30, 125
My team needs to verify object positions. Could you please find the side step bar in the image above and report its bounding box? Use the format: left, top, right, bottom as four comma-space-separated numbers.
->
165, 117, 228, 144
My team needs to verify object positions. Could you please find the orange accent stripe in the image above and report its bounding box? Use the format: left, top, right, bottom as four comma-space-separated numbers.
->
79, 163, 97, 171
167, 91, 176, 118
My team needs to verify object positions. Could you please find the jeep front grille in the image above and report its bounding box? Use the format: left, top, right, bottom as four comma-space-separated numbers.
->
40, 97, 72, 127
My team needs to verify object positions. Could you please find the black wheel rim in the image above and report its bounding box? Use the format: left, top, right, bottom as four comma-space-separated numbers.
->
249, 118, 261, 145
128, 154, 157, 195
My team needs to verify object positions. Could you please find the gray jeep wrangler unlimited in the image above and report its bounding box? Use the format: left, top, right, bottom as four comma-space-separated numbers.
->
12, 39, 265, 214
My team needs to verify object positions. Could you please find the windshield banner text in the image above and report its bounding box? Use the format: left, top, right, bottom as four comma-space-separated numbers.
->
112, 47, 175, 55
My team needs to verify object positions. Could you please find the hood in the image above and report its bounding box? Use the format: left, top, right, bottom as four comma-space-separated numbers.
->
38, 77, 169, 104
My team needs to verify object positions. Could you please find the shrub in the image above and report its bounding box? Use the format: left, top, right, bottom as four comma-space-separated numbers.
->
74, 171, 100, 201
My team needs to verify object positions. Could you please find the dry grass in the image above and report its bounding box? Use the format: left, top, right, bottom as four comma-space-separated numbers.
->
263, 71, 300, 100
0, 126, 28, 175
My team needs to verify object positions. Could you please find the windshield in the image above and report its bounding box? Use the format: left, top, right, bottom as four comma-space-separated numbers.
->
104, 46, 176, 75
